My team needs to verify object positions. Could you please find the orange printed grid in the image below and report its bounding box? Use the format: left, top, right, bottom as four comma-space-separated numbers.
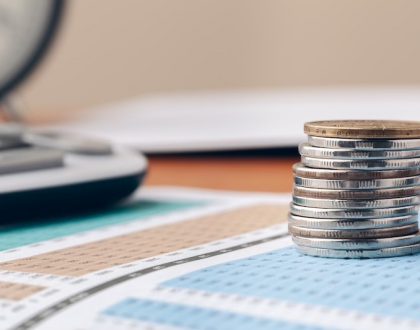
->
0, 204, 288, 277
0, 281, 44, 301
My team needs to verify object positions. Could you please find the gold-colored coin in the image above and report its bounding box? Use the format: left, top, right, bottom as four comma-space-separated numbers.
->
304, 120, 420, 139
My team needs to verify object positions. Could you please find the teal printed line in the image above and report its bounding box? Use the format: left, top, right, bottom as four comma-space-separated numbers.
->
103, 298, 331, 330
0, 199, 201, 252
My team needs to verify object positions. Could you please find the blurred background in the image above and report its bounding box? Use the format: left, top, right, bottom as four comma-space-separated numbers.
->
20, 0, 420, 116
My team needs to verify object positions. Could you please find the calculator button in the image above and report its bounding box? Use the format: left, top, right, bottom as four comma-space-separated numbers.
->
0, 138, 26, 150
0, 123, 26, 149
0, 147, 64, 175
0, 123, 24, 139
23, 131, 112, 155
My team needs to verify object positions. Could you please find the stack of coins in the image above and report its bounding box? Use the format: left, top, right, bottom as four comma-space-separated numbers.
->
289, 120, 420, 258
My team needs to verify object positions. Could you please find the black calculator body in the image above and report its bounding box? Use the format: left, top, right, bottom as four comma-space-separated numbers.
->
0, 128, 147, 221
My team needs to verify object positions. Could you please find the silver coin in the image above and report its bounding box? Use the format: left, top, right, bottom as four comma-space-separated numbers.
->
300, 143, 420, 160
308, 136, 420, 150
288, 223, 418, 239
288, 213, 419, 230
292, 195, 420, 209
295, 175, 419, 190
293, 162, 420, 180
295, 242, 420, 259
23, 131, 112, 155
302, 156, 420, 170
293, 185, 419, 200
289, 204, 419, 219
292, 233, 420, 250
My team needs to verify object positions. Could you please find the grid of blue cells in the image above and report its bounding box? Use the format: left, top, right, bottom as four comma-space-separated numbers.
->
164, 247, 420, 321
102, 298, 329, 330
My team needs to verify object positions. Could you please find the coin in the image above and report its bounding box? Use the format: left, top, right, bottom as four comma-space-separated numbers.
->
295, 242, 420, 258
294, 176, 419, 190
288, 223, 418, 239
288, 213, 419, 229
292, 233, 420, 250
289, 204, 418, 219
292, 119, 420, 259
299, 143, 420, 160
302, 156, 420, 170
308, 136, 420, 150
304, 120, 420, 139
292, 195, 419, 209
293, 163, 420, 180
293, 185, 419, 200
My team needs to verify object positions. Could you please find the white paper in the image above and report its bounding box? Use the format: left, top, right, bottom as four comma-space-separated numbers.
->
45, 87, 420, 153
1, 187, 419, 330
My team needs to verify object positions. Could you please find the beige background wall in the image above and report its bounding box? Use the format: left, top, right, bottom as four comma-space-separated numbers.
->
19, 0, 420, 114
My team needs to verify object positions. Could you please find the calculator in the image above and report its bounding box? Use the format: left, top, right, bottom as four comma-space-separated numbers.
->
0, 1, 147, 220
0, 125, 147, 220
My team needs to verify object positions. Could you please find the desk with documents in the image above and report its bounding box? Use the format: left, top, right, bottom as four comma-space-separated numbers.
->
1, 153, 420, 330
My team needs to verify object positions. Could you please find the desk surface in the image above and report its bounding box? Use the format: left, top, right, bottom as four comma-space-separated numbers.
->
146, 156, 298, 193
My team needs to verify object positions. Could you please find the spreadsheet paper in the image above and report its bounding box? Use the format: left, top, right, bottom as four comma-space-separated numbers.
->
0, 187, 419, 330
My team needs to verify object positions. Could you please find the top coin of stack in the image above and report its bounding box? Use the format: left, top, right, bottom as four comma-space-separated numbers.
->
289, 120, 420, 258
